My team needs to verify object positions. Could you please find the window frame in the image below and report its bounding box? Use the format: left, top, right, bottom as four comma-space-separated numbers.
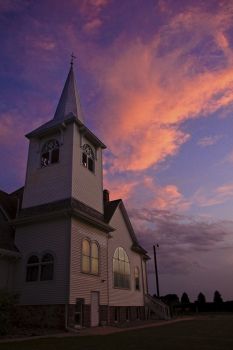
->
40, 253, 54, 281
26, 255, 40, 282
113, 247, 131, 290
81, 144, 95, 173
25, 252, 55, 283
41, 139, 60, 168
81, 239, 100, 275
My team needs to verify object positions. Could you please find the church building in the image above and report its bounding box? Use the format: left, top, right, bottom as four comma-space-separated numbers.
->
0, 61, 168, 328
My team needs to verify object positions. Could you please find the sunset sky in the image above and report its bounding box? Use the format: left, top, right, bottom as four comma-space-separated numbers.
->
1, 0, 233, 301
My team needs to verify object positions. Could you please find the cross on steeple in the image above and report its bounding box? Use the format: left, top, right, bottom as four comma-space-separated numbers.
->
70, 52, 76, 66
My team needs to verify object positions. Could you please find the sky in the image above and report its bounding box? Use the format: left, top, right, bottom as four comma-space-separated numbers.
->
1, 0, 233, 302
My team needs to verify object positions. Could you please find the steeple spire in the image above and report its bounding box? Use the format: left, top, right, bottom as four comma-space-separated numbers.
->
53, 55, 84, 123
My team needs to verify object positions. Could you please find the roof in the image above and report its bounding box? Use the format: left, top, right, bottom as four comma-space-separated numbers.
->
25, 65, 106, 149
54, 64, 84, 123
13, 197, 114, 233
104, 199, 150, 259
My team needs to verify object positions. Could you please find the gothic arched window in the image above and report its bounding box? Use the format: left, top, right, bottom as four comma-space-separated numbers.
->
41, 139, 60, 167
40, 253, 54, 281
82, 239, 99, 274
26, 255, 39, 282
113, 247, 130, 289
81, 144, 95, 172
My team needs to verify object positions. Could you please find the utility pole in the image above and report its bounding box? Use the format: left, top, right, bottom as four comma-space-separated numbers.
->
153, 244, 160, 298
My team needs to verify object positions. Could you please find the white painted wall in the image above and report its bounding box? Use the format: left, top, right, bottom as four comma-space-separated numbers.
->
69, 218, 108, 305
22, 126, 73, 208
72, 127, 104, 213
14, 218, 70, 304
108, 206, 145, 306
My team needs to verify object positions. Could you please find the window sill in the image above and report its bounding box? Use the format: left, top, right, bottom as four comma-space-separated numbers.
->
81, 271, 100, 277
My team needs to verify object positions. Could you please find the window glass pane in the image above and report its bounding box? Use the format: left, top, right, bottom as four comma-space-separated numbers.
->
51, 148, 59, 163
41, 152, 49, 167
26, 265, 39, 282
91, 257, 99, 274
82, 153, 87, 167
119, 247, 125, 261
82, 255, 90, 273
113, 247, 130, 289
40, 263, 54, 281
82, 240, 90, 256
91, 243, 98, 258
28, 255, 39, 264
88, 158, 94, 172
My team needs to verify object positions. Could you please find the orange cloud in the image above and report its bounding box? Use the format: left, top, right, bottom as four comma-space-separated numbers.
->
84, 5, 233, 173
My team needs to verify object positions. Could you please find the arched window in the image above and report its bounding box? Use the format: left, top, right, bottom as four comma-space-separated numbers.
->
82, 239, 91, 273
91, 242, 99, 275
113, 247, 130, 289
40, 253, 54, 281
26, 255, 39, 282
134, 267, 140, 290
81, 144, 95, 172
41, 139, 60, 167
82, 239, 99, 275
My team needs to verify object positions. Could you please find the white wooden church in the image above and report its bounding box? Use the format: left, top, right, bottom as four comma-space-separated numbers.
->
0, 62, 169, 328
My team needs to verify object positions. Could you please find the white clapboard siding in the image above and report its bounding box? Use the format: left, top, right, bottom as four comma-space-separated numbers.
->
69, 218, 108, 305
22, 126, 74, 208
14, 218, 70, 305
71, 127, 104, 213
108, 206, 145, 306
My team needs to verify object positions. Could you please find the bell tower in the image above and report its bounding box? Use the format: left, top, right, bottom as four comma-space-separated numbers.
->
22, 60, 105, 214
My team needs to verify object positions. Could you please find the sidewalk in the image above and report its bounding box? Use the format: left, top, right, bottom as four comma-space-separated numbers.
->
0, 317, 195, 343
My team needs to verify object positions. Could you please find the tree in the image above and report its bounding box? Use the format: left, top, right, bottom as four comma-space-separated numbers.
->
181, 292, 190, 305
197, 292, 206, 304
160, 294, 179, 305
214, 290, 223, 304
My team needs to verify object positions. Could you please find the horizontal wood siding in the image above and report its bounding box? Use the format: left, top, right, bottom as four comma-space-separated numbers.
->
108, 207, 145, 306
72, 127, 104, 213
69, 218, 108, 305
14, 218, 70, 304
22, 126, 73, 208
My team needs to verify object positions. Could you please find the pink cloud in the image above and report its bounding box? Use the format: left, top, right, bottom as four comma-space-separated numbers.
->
83, 5, 233, 174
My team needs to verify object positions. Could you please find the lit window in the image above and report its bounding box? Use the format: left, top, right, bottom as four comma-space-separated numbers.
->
26, 255, 39, 282
134, 267, 140, 290
91, 242, 99, 274
40, 253, 54, 281
82, 239, 99, 275
113, 247, 130, 289
81, 144, 95, 172
41, 139, 59, 167
82, 239, 91, 273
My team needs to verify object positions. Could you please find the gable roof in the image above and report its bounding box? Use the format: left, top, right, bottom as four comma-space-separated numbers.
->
104, 199, 150, 259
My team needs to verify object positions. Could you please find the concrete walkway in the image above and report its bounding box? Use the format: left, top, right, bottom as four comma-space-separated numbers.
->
0, 317, 195, 343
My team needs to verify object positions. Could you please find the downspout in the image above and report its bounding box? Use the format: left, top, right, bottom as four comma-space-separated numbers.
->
107, 234, 110, 325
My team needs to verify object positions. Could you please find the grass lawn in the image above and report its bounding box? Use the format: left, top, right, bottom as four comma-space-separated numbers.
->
1, 316, 233, 350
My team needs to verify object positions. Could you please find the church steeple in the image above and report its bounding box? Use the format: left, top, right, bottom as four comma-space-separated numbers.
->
53, 58, 84, 123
